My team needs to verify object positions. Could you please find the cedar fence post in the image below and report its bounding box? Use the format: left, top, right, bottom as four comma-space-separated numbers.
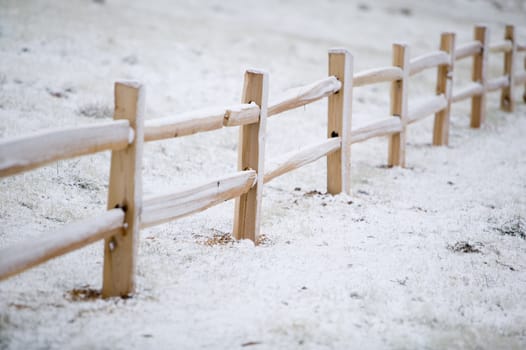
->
388, 43, 410, 167
433, 32, 456, 146
327, 49, 353, 195
102, 81, 145, 298
524, 56, 526, 103
471, 25, 489, 128
233, 70, 269, 242
500, 25, 516, 112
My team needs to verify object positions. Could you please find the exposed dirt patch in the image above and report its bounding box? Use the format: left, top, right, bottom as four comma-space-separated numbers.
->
66, 287, 102, 302
494, 216, 525, 240
202, 232, 235, 246
448, 241, 483, 254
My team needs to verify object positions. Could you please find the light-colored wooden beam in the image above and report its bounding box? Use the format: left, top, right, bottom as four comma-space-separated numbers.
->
451, 82, 484, 103
223, 103, 261, 126
102, 81, 145, 298
0, 121, 131, 178
486, 76, 510, 92
144, 103, 260, 142
233, 69, 268, 242
471, 25, 489, 128
327, 48, 353, 195
515, 71, 526, 86
500, 25, 516, 112
433, 32, 456, 146
353, 66, 403, 87
407, 94, 448, 125
454, 41, 482, 60
142, 170, 257, 228
351, 117, 402, 144
489, 40, 513, 53
267, 76, 341, 117
0, 209, 125, 281
264, 138, 341, 184
409, 50, 451, 76
388, 43, 410, 167
517, 44, 526, 52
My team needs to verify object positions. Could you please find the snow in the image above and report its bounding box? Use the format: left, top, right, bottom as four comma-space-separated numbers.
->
1, 0, 526, 349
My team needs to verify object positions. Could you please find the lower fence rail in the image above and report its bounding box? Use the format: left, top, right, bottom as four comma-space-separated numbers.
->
264, 138, 341, 184
141, 170, 257, 229
407, 94, 448, 125
350, 117, 402, 144
452, 82, 484, 103
0, 209, 125, 281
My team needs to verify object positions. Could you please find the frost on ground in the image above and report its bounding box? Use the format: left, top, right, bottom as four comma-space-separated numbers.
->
1, 0, 526, 349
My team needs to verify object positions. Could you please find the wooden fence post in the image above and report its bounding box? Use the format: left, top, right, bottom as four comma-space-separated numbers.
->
327, 49, 353, 195
102, 81, 144, 298
471, 25, 489, 128
500, 25, 516, 112
433, 32, 456, 146
524, 56, 526, 103
233, 70, 269, 242
388, 43, 410, 167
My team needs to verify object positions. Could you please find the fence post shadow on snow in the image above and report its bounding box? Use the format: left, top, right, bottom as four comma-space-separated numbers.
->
0, 24, 525, 297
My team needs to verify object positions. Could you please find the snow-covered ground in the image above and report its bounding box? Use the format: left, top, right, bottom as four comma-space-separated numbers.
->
1, 0, 526, 349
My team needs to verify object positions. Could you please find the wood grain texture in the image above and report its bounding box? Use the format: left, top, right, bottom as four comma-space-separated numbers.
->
486, 76, 510, 92
353, 66, 403, 87
233, 70, 269, 242
267, 77, 341, 117
489, 40, 513, 53
327, 48, 353, 195
144, 103, 260, 141
351, 117, 402, 144
471, 25, 489, 128
142, 171, 257, 228
451, 82, 484, 103
102, 81, 145, 298
264, 138, 341, 184
0, 209, 124, 281
388, 43, 410, 167
454, 41, 482, 60
407, 94, 448, 125
223, 103, 261, 126
433, 32, 456, 146
0, 120, 130, 177
500, 25, 516, 112
409, 50, 451, 76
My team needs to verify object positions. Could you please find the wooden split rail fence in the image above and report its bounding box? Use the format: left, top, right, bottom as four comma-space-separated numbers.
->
1, 25, 525, 297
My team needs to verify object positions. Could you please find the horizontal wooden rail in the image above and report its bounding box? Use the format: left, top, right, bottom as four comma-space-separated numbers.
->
486, 76, 509, 92
515, 71, 526, 86
141, 170, 257, 228
353, 66, 403, 87
264, 138, 340, 184
0, 209, 125, 281
0, 120, 132, 178
267, 76, 341, 117
451, 82, 484, 103
224, 103, 261, 127
454, 41, 482, 60
518, 44, 526, 52
144, 103, 260, 142
489, 40, 513, 53
407, 94, 448, 125
351, 117, 403, 144
409, 51, 450, 76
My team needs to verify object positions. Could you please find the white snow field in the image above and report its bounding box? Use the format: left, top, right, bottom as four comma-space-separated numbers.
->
1, 0, 526, 349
